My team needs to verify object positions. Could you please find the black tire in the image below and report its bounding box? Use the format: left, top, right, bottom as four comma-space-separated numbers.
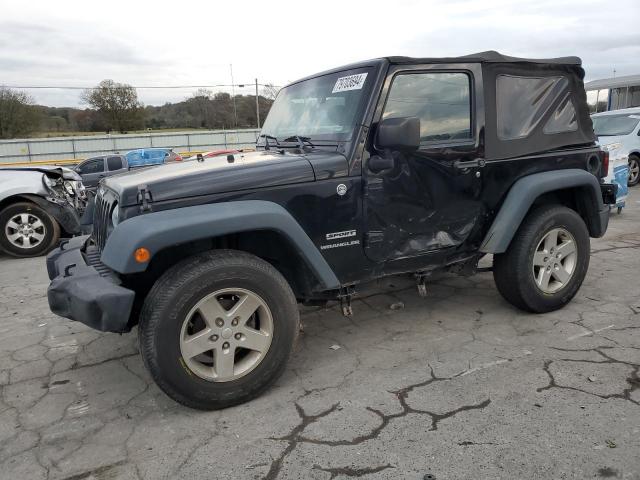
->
138, 249, 299, 410
493, 205, 590, 313
628, 155, 640, 187
0, 202, 60, 258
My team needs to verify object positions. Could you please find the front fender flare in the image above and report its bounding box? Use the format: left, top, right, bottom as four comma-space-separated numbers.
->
101, 200, 340, 290
480, 169, 608, 254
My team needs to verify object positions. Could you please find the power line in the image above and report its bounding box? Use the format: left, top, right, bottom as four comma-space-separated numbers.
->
1, 83, 282, 90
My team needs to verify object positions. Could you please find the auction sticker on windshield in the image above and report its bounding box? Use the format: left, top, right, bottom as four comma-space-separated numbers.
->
332, 73, 368, 93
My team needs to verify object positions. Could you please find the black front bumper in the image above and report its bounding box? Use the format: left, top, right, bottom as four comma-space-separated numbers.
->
46, 235, 135, 333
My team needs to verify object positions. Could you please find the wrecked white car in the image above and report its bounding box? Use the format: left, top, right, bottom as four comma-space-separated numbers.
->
0, 167, 87, 257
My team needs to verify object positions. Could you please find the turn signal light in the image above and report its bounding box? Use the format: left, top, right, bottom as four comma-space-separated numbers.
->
134, 247, 151, 263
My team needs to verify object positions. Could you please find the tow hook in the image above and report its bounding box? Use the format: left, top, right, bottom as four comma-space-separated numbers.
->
338, 285, 356, 317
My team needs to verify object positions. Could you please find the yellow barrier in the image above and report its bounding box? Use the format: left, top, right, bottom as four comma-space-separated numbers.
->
0, 158, 79, 167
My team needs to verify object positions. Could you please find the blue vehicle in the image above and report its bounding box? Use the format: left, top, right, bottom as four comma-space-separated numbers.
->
124, 148, 182, 167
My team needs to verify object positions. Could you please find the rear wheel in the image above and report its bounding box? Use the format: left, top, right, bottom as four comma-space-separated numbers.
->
138, 249, 299, 410
493, 205, 590, 313
628, 155, 639, 186
0, 202, 60, 257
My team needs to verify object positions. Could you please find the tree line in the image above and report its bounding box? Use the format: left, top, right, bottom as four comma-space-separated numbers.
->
0, 80, 277, 139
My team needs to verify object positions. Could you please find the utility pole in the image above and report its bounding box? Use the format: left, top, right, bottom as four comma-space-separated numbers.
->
255, 78, 260, 129
230, 64, 238, 129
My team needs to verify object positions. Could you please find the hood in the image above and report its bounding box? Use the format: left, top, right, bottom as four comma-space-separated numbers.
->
104, 149, 346, 206
596, 135, 626, 147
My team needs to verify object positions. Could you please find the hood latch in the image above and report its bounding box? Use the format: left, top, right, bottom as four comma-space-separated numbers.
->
137, 184, 153, 212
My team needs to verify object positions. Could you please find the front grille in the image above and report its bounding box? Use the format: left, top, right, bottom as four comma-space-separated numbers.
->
92, 189, 117, 251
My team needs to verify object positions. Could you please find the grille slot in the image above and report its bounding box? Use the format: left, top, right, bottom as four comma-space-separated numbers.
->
92, 190, 116, 251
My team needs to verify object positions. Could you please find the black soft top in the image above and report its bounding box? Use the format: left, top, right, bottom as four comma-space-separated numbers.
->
389, 51, 593, 159
388, 50, 582, 67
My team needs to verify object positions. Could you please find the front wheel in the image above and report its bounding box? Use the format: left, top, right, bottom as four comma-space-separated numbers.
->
0, 202, 60, 257
138, 250, 299, 410
493, 205, 590, 313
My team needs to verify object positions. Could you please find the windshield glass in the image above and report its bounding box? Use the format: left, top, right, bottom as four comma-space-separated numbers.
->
592, 114, 640, 136
260, 67, 373, 143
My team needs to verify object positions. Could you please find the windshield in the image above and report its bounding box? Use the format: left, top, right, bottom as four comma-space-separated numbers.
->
592, 114, 640, 136
260, 67, 373, 143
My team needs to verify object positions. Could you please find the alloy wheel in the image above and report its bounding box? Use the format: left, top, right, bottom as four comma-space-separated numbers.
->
532, 227, 577, 294
179, 288, 274, 382
4, 213, 47, 249
629, 158, 639, 185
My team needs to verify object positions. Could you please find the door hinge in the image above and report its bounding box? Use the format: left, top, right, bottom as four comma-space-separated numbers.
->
137, 184, 153, 212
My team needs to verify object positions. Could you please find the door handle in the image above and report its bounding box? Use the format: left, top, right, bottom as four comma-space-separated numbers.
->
453, 158, 486, 169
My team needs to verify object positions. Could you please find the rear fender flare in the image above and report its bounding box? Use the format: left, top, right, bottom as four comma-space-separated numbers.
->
100, 200, 341, 290
480, 169, 607, 254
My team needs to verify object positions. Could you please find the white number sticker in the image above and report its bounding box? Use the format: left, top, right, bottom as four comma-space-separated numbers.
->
332, 73, 368, 93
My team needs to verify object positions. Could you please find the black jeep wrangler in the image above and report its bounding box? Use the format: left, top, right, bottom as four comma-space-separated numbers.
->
46, 51, 613, 410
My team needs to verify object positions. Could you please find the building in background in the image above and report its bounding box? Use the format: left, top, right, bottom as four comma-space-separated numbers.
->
585, 74, 640, 113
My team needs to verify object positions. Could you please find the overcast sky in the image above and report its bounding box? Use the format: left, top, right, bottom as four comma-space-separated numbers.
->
1, 0, 638, 107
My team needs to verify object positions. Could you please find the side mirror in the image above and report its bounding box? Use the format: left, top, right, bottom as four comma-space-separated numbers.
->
376, 116, 420, 152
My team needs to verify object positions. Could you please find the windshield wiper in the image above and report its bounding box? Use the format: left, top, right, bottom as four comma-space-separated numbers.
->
282, 135, 315, 151
259, 134, 282, 152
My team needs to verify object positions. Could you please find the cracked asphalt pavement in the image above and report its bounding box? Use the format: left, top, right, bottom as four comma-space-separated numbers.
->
1, 190, 640, 480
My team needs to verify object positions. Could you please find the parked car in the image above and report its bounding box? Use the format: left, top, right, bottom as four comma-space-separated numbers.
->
184, 149, 241, 161
591, 107, 640, 186
0, 166, 87, 257
74, 154, 128, 189
47, 51, 613, 410
75, 149, 183, 189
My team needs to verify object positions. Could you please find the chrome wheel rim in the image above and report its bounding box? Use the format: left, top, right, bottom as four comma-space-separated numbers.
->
179, 288, 273, 382
629, 159, 639, 184
532, 227, 577, 294
4, 213, 46, 249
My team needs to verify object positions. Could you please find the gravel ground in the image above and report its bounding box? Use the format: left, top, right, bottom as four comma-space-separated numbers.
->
0, 189, 639, 480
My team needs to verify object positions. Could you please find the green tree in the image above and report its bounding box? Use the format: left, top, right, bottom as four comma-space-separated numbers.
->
0, 87, 40, 139
81, 80, 144, 133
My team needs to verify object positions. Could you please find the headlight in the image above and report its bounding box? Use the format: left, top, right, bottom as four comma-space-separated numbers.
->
63, 180, 75, 195
43, 175, 56, 189
604, 142, 622, 152
111, 204, 120, 226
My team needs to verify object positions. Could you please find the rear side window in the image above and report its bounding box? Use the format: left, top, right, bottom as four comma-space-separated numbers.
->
543, 97, 578, 134
382, 72, 472, 144
78, 158, 104, 174
107, 156, 123, 171
496, 75, 576, 139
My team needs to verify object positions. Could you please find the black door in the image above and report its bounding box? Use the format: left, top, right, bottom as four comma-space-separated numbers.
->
364, 65, 485, 264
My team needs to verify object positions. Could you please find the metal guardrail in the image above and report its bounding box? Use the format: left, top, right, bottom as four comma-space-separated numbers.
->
0, 150, 253, 168
0, 129, 261, 166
